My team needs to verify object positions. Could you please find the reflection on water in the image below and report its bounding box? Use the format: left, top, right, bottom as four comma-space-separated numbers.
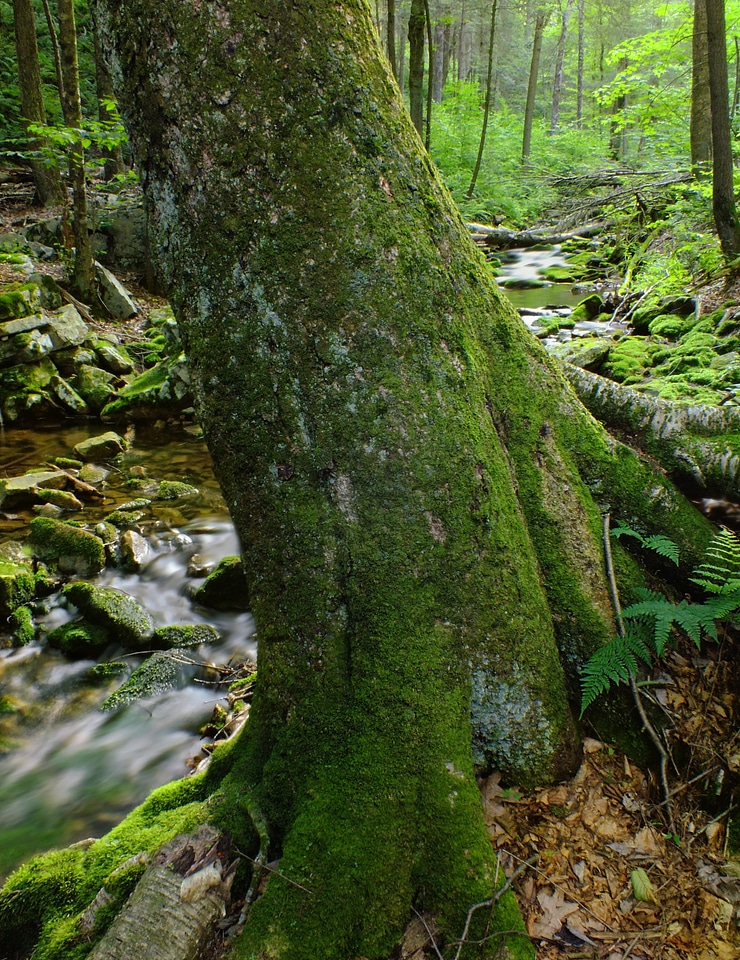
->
0, 422, 255, 881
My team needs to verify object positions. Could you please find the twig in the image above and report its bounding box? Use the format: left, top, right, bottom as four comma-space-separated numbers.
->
503, 849, 618, 933
410, 906, 445, 960
602, 514, 676, 833
686, 802, 738, 852
233, 845, 312, 895
452, 855, 536, 960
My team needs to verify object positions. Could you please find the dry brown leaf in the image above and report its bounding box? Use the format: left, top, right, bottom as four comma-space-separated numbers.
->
530, 887, 579, 938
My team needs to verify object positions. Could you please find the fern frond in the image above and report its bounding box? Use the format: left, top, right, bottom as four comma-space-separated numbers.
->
640, 535, 679, 565
580, 626, 652, 714
692, 528, 740, 594
611, 522, 644, 543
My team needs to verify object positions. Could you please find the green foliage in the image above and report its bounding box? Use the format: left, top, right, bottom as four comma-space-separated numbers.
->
580, 527, 740, 713
431, 81, 609, 226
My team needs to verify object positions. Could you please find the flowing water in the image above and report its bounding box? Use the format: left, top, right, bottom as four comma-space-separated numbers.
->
0, 422, 255, 881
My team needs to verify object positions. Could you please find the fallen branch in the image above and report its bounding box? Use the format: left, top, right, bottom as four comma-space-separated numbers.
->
467, 221, 605, 249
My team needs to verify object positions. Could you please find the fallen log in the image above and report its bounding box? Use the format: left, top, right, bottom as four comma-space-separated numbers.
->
563, 363, 740, 500
467, 221, 605, 248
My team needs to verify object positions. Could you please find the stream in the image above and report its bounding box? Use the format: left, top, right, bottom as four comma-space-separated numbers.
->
0, 422, 255, 881
0, 245, 601, 884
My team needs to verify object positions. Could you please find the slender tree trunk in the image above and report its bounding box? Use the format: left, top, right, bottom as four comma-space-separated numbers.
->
467, 0, 497, 198
576, 0, 585, 125
706, 0, 740, 258
57, 0, 94, 298
550, 0, 574, 133
11, 0, 65, 206
423, 0, 433, 148
408, 0, 425, 137
432, 21, 445, 101
458, 0, 470, 79
41, 0, 65, 102
732, 35, 740, 121
522, 8, 546, 162
691, 0, 712, 177
386, 0, 397, 78
397, 8, 406, 93
93, 28, 125, 180
609, 58, 628, 161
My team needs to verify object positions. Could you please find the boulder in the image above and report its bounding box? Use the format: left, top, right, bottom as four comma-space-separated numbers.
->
73, 431, 127, 461
50, 375, 90, 415
63, 581, 155, 649
46, 304, 89, 351
0, 470, 68, 508
193, 556, 249, 611
151, 623, 220, 649
46, 620, 111, 659
120, 529, 150, 571
0, 561, 36, 617
29, 517, 106, 577
101, 649, 184, 710
73, 364, 118, 410
94, 262, 138, 319
94, 339, 134, 374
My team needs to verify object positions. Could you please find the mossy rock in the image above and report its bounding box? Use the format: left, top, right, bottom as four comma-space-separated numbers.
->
46, 620, 111, 659
498, 277, 548, 290
151, 623, 221, 649
29, 517, 106, 577
73, 364, 118, 411
62, 582, 154, 649
86, 661, 129, 682
0, 282, 41, 321
193, 556, 249, 611
550, 339, 610, 371
9, 605, 35, 646
603, 337, 667, 384
630, 303, 663, 335
647, 314, 689, 340
538, 264, 589, 283
155, 480, 198, 500
570, 294, 604, 323
0, 561, 36, 617
101, 649, 187, 710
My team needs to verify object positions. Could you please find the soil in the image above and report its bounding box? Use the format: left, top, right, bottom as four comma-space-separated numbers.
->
3, 176, 739, 960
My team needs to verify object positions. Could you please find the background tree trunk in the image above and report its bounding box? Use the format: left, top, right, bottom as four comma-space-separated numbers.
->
56, 0, 93, 297
576, 0, 585, 125
11, 0, 64, 206
93, 28, 125, 181
706, 0, 740, 258
550, 0, 574, 133
386, 0, 397, 78
94, 1, 714, 957
408, 0, 426, 138
522, 8, 546, 162
691, 0, 712, 177
466, 0, 497, 197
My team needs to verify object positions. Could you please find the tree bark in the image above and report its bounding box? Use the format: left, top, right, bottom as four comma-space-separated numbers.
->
56, 0, 94, 298
408, 0, 425, 138
522, 8, 546, 162
76, 2, 715, 958
11, 0, 65, 206
691, 0, 712, 177
706, 0, 740, 259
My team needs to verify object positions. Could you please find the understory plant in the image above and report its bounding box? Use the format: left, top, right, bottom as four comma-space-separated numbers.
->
581, 522, 740, 714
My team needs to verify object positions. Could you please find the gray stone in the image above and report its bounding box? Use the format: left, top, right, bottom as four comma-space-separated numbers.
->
0, 232, 29, 253
120, 529, 149, 571
73, 431, 127, 461
50, 375, 90, 415
95, 340, 134, 374
0, 470, 68, 508
47, 304, 89, 351
27, 273, 64, 309
0, 313, 50, 337
94, 262, 138, 319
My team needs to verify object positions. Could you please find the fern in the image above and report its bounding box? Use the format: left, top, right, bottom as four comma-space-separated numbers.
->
580, 624, 652, 712
580, 524, 740, 714
610, 521, 679, 565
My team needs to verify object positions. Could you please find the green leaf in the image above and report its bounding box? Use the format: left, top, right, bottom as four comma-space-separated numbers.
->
631, 867, 658, 904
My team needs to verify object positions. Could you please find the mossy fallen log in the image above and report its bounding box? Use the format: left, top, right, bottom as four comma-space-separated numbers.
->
564, 363, 740, 498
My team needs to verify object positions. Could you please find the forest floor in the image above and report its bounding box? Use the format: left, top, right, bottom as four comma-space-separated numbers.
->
2, 177, 740, 960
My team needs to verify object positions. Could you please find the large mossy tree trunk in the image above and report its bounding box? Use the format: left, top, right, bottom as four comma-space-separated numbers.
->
87, 2, 713, 958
